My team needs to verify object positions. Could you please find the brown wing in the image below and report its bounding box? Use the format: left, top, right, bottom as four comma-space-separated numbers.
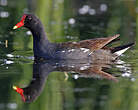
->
60, 34, 120, 51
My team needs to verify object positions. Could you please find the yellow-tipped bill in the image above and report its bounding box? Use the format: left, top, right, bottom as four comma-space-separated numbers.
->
13, 26, 18, 29
13, 85, 17, 90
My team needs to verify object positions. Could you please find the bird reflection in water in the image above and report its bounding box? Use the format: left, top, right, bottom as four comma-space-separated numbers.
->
13, 58, 117, 103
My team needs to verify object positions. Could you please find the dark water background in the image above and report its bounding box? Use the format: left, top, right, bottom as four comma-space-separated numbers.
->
0, 0, 137, 110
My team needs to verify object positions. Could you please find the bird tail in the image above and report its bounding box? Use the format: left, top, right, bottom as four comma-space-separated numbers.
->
111, 43, 134, 56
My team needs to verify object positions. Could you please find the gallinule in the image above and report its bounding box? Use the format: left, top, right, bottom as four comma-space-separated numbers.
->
13, 14, 134, 60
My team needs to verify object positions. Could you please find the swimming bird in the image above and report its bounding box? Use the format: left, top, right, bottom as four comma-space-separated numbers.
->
13, 14, 134, 60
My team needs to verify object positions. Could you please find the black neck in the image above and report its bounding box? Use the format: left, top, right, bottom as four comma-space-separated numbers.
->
30, 21, 50, 44
28, 21, 56, 58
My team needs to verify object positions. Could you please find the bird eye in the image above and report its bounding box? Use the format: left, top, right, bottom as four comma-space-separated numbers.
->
28, 17, 32, 21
